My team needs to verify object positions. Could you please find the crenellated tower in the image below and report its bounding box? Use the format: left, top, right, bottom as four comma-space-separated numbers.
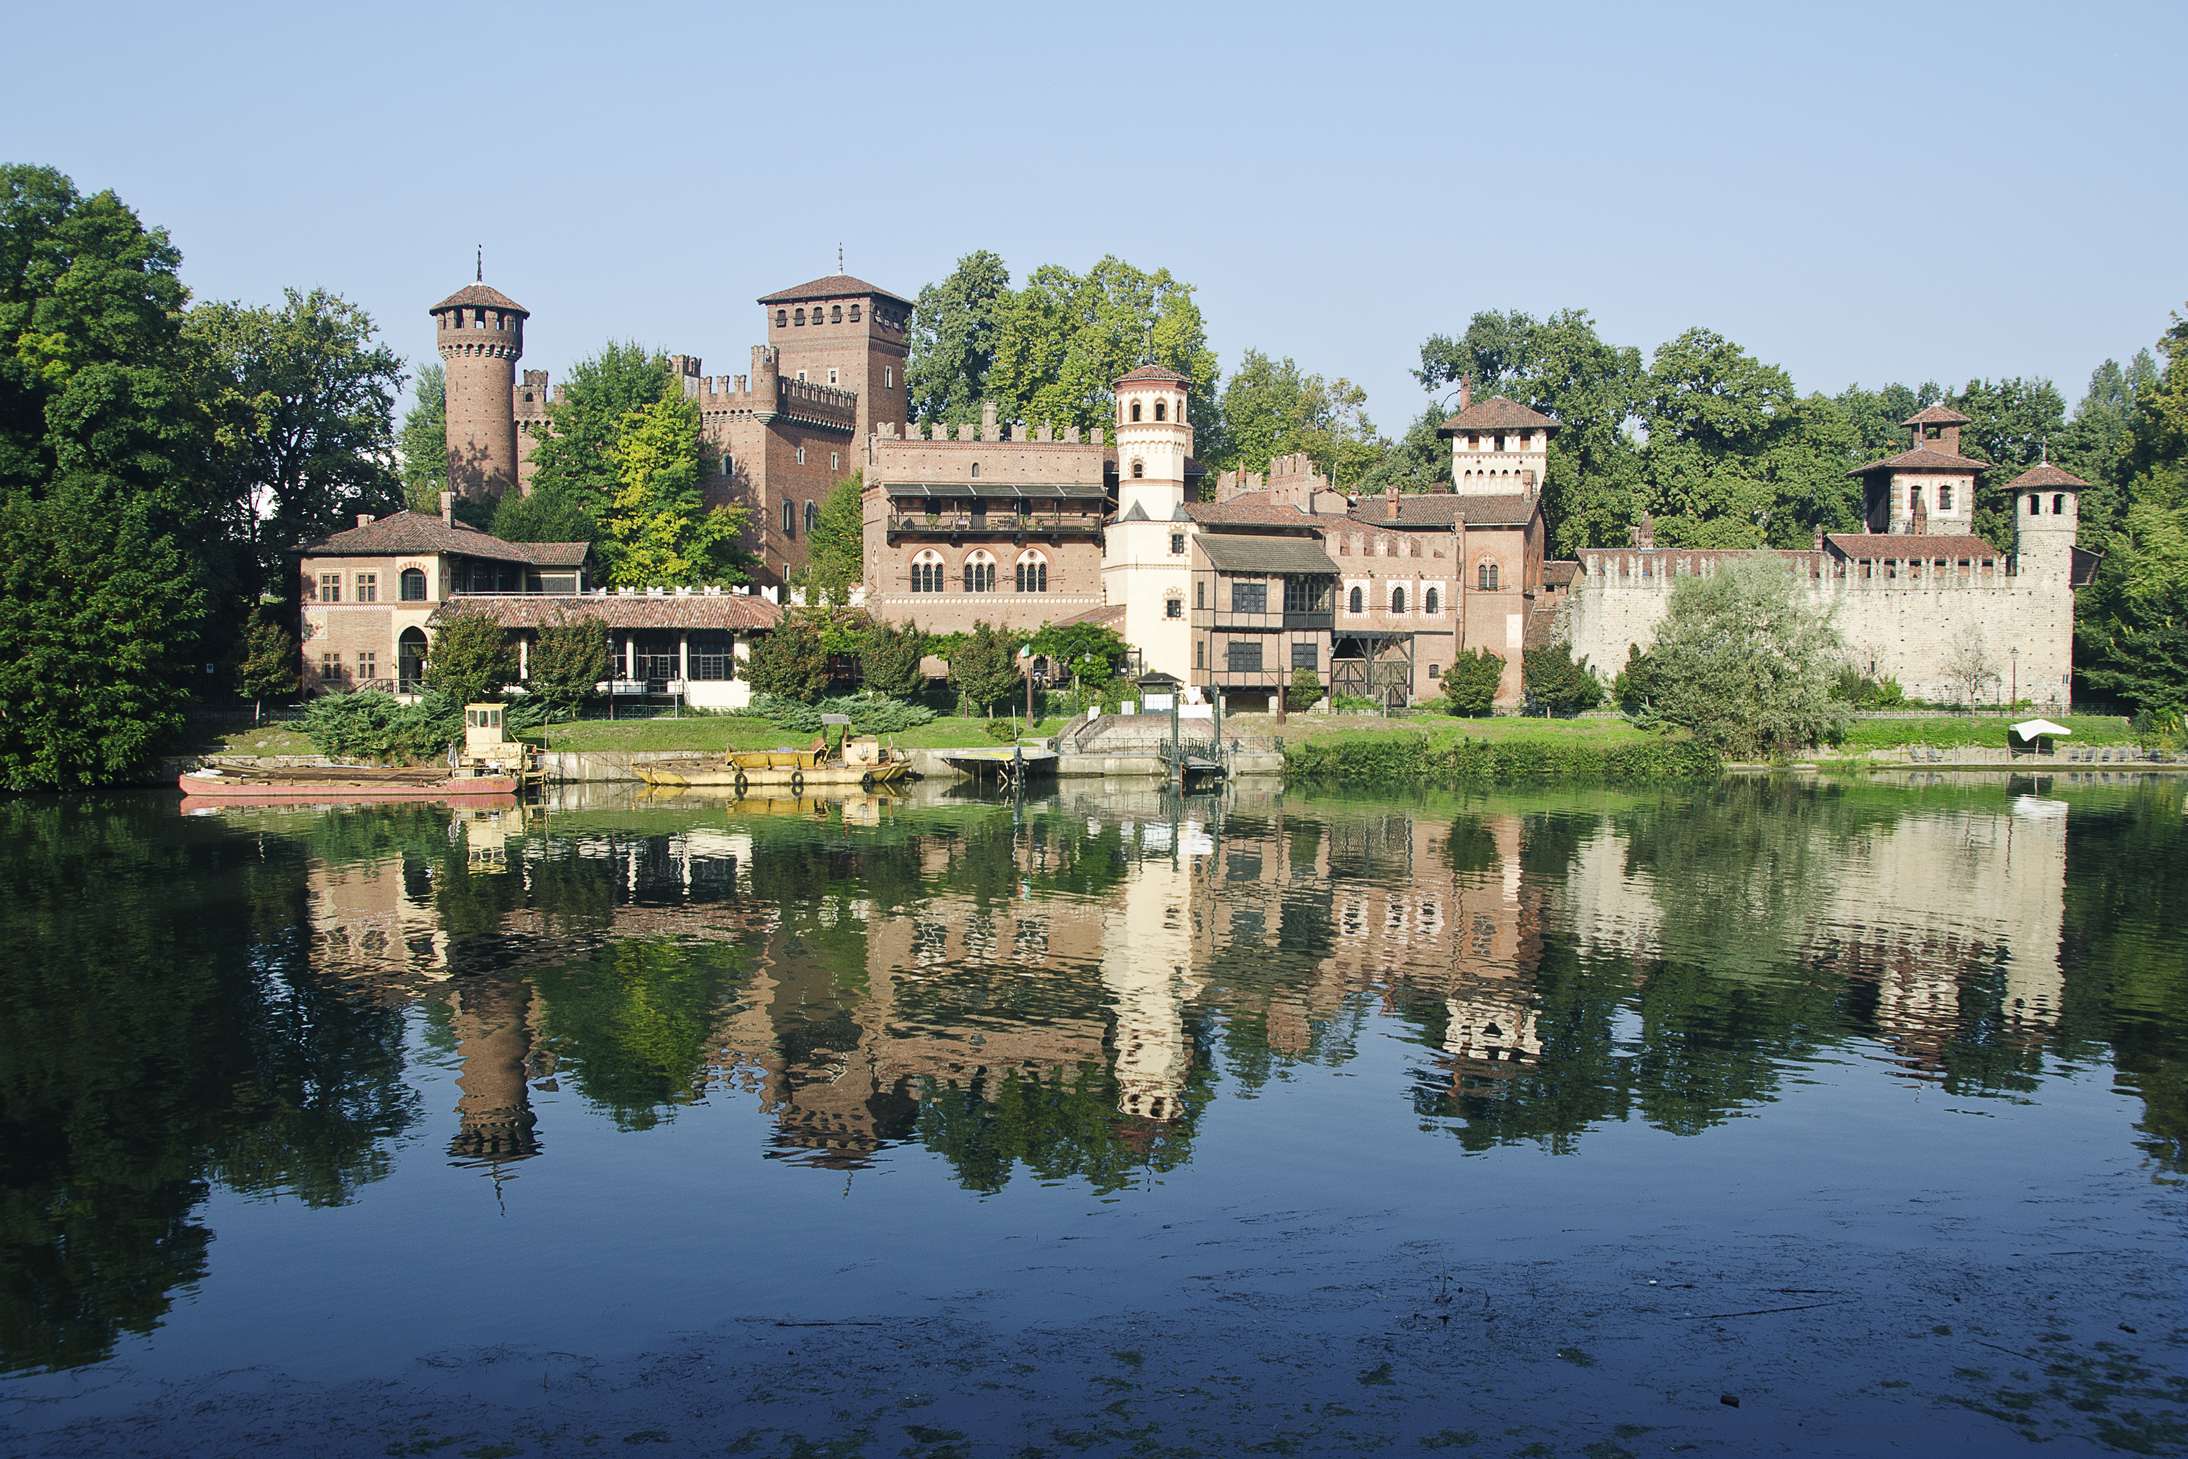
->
432, 277, 528, 500
758, 273, 911, 445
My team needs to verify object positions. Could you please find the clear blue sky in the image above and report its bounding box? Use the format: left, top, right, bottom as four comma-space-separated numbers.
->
7, 0, 2183, 429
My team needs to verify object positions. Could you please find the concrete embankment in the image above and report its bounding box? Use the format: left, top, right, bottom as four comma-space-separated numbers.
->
538, 745, 1284, 783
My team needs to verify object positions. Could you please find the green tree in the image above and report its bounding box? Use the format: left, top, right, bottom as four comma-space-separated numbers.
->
2076, 502, 2188, 714
186, 287, 405, 587
598, 392, 750, 586
859, 619, 928, 699
1521, 643, 1603, 717
0, 164, 225, 786
1632, 557, 1848, 758
507, 341, 673, 543
947, 622, 1023, 716
235, 607, 297, 721
985, 257, 1223, 444
527, 607, 609, 719
1415, 308, 1646, 553
797, 470, 864, 602
398, 361, 447, 513
1356, 406, 1448, 497
1213, 349, 1381, 482
1437, 648, 1504, 716
745, 612, 832, 702
422, 610, 514, 706
906, 249, 1011, 427
1287, 665, 1325, 712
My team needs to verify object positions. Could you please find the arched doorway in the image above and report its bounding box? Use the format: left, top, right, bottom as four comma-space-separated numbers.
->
398, 627, 428, 693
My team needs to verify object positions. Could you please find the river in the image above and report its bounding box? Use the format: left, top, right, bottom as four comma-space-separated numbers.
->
1, 776, 2184, 1456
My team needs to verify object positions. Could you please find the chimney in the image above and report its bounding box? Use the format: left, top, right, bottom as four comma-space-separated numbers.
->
1384, 481, 1401, 521
356, 513, 374, 528
1911, 490, 1929, 535
440, 490, 455, 526
1459, 373, 1471, 413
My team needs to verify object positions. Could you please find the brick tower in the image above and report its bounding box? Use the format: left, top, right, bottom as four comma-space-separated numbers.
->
758, 272, 911, 442
431, 271, 528, 500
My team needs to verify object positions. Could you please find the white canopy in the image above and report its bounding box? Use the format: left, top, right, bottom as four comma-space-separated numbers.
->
2010, 718, 2073, 742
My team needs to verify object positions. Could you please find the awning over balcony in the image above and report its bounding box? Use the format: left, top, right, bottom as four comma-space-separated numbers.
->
882, 481, 1105, 501
1195, 533, 1340, 576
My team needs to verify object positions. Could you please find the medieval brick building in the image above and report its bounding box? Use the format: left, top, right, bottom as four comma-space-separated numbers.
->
438, 269, 911, 589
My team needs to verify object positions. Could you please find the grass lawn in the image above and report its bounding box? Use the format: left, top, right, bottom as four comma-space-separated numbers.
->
519, 714, 1067, 754
1831, 713, 2136, 752
202, 722, 317, 756
1260, 711, 1653, 748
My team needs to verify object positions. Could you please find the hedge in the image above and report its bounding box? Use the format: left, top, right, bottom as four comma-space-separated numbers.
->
1283, 732, 1720, 785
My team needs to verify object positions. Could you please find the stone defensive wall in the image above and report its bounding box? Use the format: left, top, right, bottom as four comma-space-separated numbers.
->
1560, 548, 2074, 706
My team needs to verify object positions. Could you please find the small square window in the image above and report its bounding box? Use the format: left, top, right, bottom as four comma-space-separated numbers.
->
1165, 596, 1182, 620
1171, 532, 1186, 555
355, 572, 377, 603
317, 572, 340, 603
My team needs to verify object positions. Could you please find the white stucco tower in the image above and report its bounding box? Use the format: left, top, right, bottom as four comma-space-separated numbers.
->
1102, 363, 1196, 684
2008, 462, 2085, 586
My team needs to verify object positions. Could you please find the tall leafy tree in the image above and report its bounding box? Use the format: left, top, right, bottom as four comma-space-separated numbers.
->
0, 164, 225, 786
398, 361, 447, 513
502, 341, 671, 544
1214, 349, 1380, 483
906, 250, 1011, 427
598, 392, 749, 587
985, 257, 1223, 444
796, 470, 864, 603
1357, 405, 1448, 497
186, 287, 404, 586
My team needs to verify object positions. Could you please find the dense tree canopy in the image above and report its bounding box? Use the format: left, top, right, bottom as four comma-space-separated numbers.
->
597, 391, 749, 587
495, 341, 671, 545
905, 250, 1010, 428
796, 470, 864, 603
1214, 350, 1380, 483
398, 362, 447, 513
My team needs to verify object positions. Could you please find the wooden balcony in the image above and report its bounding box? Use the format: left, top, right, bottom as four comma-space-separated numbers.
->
885, 513, 1103, 544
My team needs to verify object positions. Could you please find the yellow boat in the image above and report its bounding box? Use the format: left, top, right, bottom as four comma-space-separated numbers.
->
633, 735, 913, 792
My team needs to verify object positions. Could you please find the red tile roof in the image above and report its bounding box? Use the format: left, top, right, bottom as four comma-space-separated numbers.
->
1847, 445, 1992, 477
2005, 463, 2090, 490
431, 283, 527, 315
1541, 560, 1579, 588
1348, 493, 1538, 528
1903, 403, 1972, 426
1437, 395, 1557, 434
756, 274, 913, 308
301, 510, 588, 567
1183, 491, 1319, 525
1053, 601, 1128, 630
433, 593, 782, 631
1824, 532, 2001, 560
1115, 363, 1190, 386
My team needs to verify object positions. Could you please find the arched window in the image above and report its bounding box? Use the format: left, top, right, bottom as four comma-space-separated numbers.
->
2028, 493, 2040, 514
720, 453, 735, 478
1477, 560, 1499, 591
1938, 483, 1953, 512
910, 550, 944, 593
1154, 400, 1166, 421
2052, 493, 2066, 514
1015, 550, 1048, 593
1908, 483, 1921, 513
1424, 586, 1439, 615
776, 309, 787, 327
970, 461, 979, 479
964, 550, 996, 593
804, 500, 819, 533
782, 500, 796, 537
830, 304, 843, 322
794, 308, 805, 325
1130, 400, 1142, 422
1348, 585, 1363, 613
1131, 459, 1144, 479
795, 445, 806, 465
400, 567, 428, 602
849, 303, 861, 322
1390, 586, 1406, 613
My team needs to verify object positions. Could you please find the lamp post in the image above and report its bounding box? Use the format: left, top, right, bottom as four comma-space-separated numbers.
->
2009, 646, 2019, 708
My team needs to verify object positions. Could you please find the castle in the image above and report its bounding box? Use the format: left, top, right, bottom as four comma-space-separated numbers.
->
434, 266, 2092, 709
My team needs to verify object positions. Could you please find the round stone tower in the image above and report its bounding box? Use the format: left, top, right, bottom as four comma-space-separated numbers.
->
1113, 362, 1193, 520
431, 278, 528, 500
2006, 461, 2086, 585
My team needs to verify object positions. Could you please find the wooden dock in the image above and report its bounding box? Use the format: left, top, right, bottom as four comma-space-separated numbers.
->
937, 745, 1058, 788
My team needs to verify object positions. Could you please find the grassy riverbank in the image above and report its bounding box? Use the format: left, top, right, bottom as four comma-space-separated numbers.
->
514, 713, 1066, 753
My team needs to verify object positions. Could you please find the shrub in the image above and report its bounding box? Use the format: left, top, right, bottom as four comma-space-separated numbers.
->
1438, 649, 1503, 717
1283, 731, 1720, 785
1330, 692, 1382, 714
980, 716, 1019, 742
822, 691, 936, 734
302, 690, 459, 764
1286, 666, 1325, 713
2131, 707, 2185, 752
1831, 667, 1905, 710
1521, 642, 1603, 717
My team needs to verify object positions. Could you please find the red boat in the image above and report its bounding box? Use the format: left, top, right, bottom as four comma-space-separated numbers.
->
178, 767, 520, 802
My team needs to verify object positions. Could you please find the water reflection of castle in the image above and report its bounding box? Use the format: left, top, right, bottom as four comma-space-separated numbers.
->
295, 783, 2077, 1177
